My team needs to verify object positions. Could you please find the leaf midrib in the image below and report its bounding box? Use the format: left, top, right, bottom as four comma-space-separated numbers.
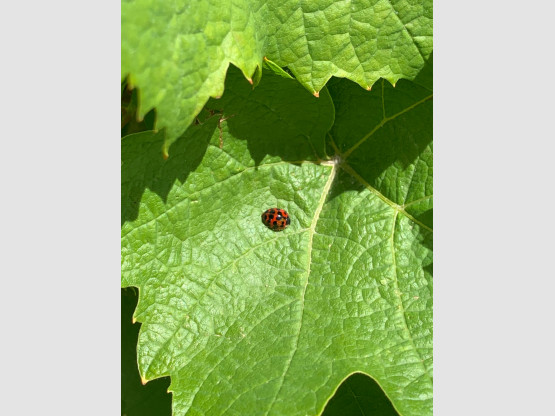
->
265, 160, 337, 415
389, 210, 431, 383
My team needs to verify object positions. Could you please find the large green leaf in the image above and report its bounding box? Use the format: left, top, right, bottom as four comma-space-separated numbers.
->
122, 0, 433, 153
121, 64, 432, 415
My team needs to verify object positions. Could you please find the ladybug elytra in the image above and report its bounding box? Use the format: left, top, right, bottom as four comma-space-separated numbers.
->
261, 208, 290, 231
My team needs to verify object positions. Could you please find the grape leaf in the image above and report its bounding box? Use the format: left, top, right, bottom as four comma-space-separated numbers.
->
122, 0, 432, 152
121, 64, 432, 415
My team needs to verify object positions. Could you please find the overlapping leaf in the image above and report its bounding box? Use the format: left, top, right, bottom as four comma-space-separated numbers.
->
121, 63, 432, 416
122, 0, 432, 152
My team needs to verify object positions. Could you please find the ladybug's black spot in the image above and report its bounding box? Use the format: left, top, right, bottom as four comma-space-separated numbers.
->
269, 209, 275, 214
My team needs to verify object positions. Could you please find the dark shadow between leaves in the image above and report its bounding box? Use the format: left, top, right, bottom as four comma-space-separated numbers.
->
122, 78, 157, 137
322, 372, 400, 416
122, 288, 172, 416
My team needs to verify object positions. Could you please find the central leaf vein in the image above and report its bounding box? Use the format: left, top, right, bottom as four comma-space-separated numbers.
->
265, 161, 337, 415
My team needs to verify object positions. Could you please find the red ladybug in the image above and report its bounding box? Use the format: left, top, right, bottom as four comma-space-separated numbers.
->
261, 208, 290, 231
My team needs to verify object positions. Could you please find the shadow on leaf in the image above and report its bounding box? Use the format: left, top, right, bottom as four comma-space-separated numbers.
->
205, 65, 334, 166
325, 56, 433, 209
412, 52, 433, 92
121, 119, 217, 224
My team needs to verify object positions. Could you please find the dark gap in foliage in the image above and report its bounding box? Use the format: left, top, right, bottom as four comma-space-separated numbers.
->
122, 288, 172, 416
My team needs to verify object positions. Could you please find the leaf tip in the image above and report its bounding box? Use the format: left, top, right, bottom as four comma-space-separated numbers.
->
313, 91, 320, 98
366, 86, 372, 91
247, 77, 253, 85
140, 376, 148, 385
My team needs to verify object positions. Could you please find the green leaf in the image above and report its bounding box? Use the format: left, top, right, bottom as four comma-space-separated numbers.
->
122, 0, 432, 152
121, 63, 432, 415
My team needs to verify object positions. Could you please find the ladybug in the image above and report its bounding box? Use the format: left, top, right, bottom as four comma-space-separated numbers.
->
261, 208, 290, 231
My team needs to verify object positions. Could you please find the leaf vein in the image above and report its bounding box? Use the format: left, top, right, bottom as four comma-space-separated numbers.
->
342, 94, 432, 159
265, 162, 337, 415
389, 211, 431, 383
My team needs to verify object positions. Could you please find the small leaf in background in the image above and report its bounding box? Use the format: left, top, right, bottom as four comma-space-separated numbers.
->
122, 59, 432, 416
